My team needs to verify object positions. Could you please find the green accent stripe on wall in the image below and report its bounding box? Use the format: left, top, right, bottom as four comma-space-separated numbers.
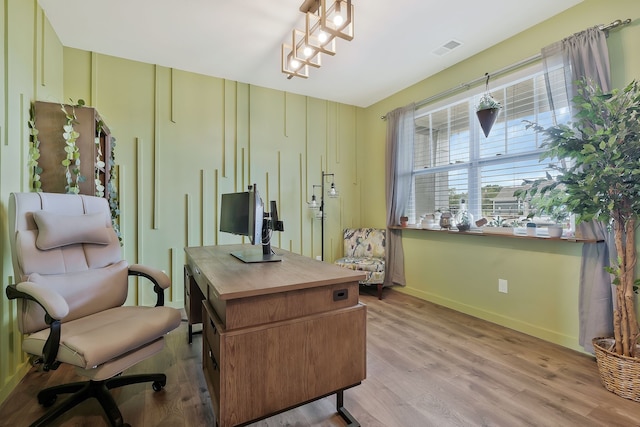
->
202, 169, 211, 246
135, 137, 144, 305
153, 65, 160, 230
170, 68, 175, 123
20, 93, 25, 190
3, 0, 8, 147
39, 7, 44, 88
90, 52, 97, 106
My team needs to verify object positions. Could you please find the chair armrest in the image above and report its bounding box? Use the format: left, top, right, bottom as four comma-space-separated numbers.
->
128, 264, 170, 307
6, 282, 69, 320
5, 283, 66, 371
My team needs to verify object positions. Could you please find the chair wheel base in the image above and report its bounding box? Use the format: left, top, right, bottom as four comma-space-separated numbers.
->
29, 373, 167, 427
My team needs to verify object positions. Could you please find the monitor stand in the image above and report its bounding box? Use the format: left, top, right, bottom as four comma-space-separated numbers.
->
230, 249, 282, 263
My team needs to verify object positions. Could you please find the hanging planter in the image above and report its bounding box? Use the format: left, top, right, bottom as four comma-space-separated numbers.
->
476, 73, 502, 137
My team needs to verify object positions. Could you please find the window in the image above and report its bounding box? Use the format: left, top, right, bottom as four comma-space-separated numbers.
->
408, 65, 571, 225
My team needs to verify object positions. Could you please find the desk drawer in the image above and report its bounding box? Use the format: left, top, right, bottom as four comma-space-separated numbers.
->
188, 258, 228, 326
224, 281, 360, 329
203, 339, 221, 419
203, 303, 221, 360
184, 265, 204, 325
202, 302, 222, 419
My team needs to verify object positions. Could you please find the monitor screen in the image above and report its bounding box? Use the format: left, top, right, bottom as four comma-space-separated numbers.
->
219, 188, 263, 245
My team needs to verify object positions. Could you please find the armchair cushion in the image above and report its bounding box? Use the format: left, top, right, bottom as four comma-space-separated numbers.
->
334, 257, 385, 284
33, 211, 111, 250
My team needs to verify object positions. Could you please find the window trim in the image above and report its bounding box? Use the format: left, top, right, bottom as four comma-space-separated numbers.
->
408, 62, 568, 225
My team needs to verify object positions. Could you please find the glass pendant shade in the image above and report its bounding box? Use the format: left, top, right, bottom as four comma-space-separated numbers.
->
328, 182, 339, 198
308, 194, 319, 209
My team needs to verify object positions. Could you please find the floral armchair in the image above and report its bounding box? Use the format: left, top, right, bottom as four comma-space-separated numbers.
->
334, 228, 386, 299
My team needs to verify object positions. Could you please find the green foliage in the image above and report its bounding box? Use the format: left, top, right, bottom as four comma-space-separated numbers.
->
28, 104, 42, 191
61, 104, 83, 194
523, 79, 640, 356
522, 79, 640, 226
476, 93, 502, 111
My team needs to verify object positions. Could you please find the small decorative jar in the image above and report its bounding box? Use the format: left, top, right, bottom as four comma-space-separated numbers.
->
439, 211, 453, 229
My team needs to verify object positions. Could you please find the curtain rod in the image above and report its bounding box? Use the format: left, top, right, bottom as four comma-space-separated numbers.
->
598, 18, 632, 32
381, 18, 633, 120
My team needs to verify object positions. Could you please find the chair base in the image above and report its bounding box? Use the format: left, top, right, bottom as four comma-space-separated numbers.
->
30, 373, 167, 427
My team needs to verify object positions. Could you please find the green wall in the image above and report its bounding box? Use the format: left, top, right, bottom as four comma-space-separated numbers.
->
359, 0, 640, 352
0, 0, 65, 403
60, 49, 362, 308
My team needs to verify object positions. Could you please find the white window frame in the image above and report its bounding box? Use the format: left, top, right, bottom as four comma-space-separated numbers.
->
407, 63, 570, 225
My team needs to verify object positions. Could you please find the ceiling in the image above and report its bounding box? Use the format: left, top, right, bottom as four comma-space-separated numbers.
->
38, 0, 582, 108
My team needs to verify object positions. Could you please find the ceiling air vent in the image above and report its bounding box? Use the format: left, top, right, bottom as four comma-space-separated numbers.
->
432, 40, 462, 56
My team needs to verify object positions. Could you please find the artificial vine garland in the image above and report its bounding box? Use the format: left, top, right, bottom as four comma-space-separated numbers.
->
95, 119, 106, 198
61, 100, 85, 194
107, 135, 122, 243
28, 104, 42, 192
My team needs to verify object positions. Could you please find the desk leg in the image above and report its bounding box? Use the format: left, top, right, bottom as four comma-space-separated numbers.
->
336, 390, 360, 427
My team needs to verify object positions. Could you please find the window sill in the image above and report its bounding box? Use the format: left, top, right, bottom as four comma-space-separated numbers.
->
390, 225, 601, 243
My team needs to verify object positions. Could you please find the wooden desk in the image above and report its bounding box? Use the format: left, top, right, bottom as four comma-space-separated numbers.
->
184, 244, 367, 427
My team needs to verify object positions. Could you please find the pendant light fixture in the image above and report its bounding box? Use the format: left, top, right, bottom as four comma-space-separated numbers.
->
281, 0, 354, 79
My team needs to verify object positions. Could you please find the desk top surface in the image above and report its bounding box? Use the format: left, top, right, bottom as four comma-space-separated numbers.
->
185, 244, 365, 300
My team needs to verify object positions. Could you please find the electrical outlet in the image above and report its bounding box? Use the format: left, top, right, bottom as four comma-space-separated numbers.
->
498, 279, 508, 293
315, 256, 322, 261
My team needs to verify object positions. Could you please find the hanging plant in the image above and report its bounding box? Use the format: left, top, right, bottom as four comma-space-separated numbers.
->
60, 100, 86, 194
476, 73, 502, 137
28, 104, 43, 192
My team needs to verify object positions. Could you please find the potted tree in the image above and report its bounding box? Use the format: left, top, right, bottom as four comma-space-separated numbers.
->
523, 78, 640, 401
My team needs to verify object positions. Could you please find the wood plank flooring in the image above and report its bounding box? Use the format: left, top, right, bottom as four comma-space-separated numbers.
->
0, 288, 638, 426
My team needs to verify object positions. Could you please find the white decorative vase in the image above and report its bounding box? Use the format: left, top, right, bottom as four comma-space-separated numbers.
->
547, 225, 563, 238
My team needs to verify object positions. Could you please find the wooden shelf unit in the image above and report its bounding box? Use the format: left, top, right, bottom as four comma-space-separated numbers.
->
33, 101, 113, 199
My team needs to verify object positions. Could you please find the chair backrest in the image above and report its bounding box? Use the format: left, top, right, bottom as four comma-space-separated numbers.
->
343, 228, 386, 259
9, 192, 127, 334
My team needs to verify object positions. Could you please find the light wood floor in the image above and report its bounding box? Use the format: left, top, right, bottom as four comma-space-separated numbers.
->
1, 288, 638, 427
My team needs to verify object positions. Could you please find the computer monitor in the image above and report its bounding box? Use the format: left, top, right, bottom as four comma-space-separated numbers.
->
219, 187, 263, 245
219, 184, 284, 263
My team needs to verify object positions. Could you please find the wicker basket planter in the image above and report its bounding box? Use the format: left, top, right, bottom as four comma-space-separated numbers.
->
592, 337, 640, 402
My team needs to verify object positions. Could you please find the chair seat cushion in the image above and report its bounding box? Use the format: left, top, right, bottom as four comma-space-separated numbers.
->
23, 305, 181, 370
335, 256, 385, 272
335, 257, 385, 285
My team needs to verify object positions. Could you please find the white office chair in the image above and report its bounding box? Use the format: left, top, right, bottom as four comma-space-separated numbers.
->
5, 192, 181, 427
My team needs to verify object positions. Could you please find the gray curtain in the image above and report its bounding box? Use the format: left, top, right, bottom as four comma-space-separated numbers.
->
541, 26, 613, 354
542, 26, 611, 120
384, 103, 415, 287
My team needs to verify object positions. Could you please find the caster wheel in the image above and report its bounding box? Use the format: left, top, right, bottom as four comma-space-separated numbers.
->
152, 381, 165, 392
39, 395, 57, 408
